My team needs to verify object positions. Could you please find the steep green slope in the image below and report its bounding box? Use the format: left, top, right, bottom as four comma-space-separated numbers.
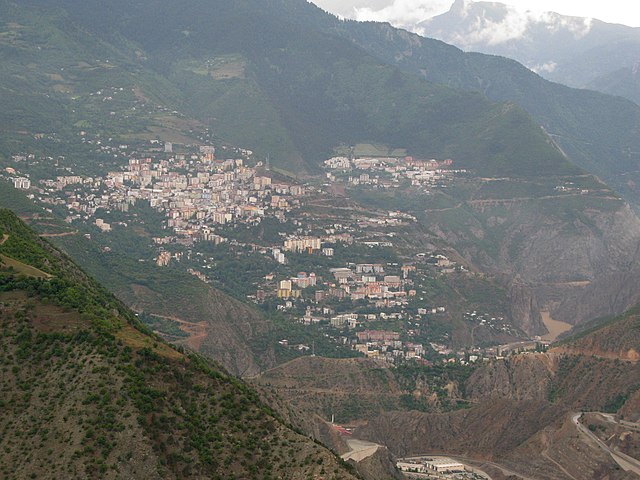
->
0, 0, 193, 174
0, 180, 277, 377
0, 209, 360, 479
50, 231, 277, 377
22, 0, 640, 204
18, 0, 576, 177
204, 0, 640, 204
308, 17, 640, 205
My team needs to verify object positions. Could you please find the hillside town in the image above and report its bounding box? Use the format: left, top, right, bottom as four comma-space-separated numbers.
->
323, 155, 464, 190
19, 143, 308, 244
3, 138, 537, 365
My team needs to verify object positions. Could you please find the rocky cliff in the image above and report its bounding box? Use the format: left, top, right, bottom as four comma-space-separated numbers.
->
425, 178, 640, 335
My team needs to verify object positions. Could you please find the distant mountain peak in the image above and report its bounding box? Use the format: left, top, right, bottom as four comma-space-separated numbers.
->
423, 0, 594, 49
412, 0, 640, 104
449, 0, 468, 15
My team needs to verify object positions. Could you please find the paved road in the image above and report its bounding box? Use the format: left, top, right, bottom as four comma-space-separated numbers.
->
572, 413, 640, 477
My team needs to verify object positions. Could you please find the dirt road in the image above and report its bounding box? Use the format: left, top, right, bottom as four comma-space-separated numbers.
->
573, 413, 640, 476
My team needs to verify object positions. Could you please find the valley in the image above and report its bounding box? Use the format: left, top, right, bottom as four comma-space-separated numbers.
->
1, 0, 640, 478
8, 127, 622, 371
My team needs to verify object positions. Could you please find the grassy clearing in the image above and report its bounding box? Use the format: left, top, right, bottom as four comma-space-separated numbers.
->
116, 323, 184, 361
336, 143, 407, 158
0, 253, 52, 279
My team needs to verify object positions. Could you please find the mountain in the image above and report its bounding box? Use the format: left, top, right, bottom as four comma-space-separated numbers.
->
0, 178, 276, 378
5, 0, 640, 339
416, 0, 640, 105
252, 304, 640, 478
50, 230, 277, 377
7, 0, 640, 203
13, 0, 574, 176
0, 207, 360, 479
554, 306, 640, 361
1, 2, 640, 476
272, 2, 640, 209
345, 308, 640, 478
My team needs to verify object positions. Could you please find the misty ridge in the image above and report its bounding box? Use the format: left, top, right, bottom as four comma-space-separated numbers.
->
321, 0, 640, 104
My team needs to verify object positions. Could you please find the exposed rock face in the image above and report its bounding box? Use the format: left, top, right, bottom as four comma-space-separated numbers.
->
354, 350, 640, 479
541, 204, 640, 325
507, 281, 545, 334
465, 354, 555, 402
431, 190, 640, 335
264, 309, 640, 479
350, 447, 402, 480
551, 309, 640, 361
354, 399, 565, 458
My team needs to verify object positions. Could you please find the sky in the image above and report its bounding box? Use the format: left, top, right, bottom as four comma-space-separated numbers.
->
311, 0, 640, 28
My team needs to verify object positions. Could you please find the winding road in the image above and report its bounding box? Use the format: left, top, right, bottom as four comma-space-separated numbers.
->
572, 413, 640, 477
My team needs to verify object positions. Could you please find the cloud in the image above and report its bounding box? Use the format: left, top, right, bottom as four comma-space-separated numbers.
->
454, 9, 593, 47
538, 11, 593, 37
352, 0, 594, 46
451, 7, 532, 46
532, 61, 558, 74
353, 0, 452, 31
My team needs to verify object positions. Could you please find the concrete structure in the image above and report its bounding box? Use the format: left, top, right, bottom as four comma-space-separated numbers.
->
397, 462, 426, 473
284, 236, 321, 253
12, 177, 31, 190
424, 457, 465, 473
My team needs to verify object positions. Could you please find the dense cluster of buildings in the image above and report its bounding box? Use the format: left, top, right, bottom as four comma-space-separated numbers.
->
4, 140, 531, 365
397, 456, 467, 476
31, 142, 309, 243
324, 155, 463, 189
353, 330, 425, 362
271, 261, 417, 305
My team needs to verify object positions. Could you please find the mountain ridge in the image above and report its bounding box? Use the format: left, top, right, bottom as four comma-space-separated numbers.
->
417, 0, 640, 104
15, 0, 577, 177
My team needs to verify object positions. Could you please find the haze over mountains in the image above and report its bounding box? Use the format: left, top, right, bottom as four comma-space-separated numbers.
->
2, 0, 640, 478
420, 0, 640, 105
323, 0, 640, 106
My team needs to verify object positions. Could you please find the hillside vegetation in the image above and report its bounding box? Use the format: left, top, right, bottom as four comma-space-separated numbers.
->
14, 0, 575, 177
0, 209, 359, 479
